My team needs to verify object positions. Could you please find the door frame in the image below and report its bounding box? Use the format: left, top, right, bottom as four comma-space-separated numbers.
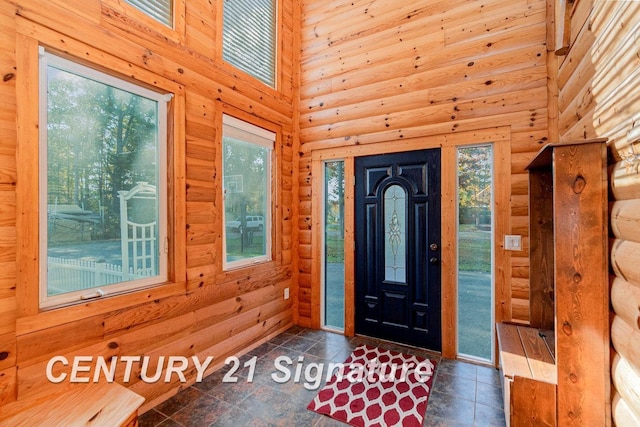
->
309, 127, 512, 361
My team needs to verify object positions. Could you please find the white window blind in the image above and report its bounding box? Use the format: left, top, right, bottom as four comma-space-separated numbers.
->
125, 0, 173, 27
222, 0, 276, 87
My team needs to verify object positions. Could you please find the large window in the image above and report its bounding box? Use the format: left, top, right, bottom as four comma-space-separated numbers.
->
39, 50, 171, 308
124, 0, 173, 27
222, 115, 274, 269
222, 0, 277, 87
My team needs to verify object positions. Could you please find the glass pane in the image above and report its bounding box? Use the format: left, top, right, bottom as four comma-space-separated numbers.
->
384, 184, 407, 283
223, 0, 276, 87
46, 66, 160, 296
124, 0, 173, 27
457, 145, 493, 361
223, 138, 269, 264
324, 161, 345, 330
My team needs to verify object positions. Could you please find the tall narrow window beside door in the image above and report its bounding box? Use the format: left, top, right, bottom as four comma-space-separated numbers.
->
222, 115, 274, 270
324, 161, 345, 330
456, 145, 494, 361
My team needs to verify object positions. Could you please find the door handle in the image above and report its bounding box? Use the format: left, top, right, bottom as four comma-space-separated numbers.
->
429, 257, 439, 265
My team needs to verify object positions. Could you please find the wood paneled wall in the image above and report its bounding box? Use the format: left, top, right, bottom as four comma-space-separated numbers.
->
0, 0, 297, 411
555, 1, 640, 425
297, 0, 551, 334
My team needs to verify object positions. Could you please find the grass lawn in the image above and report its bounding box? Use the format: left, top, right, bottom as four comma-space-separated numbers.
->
458, 224, 491, 273
457, 224, 493, 360
325, 233, 344, 263
225, 230, 266, 259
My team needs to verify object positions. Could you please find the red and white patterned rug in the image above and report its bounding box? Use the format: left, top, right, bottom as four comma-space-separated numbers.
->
307, 345, 436, 427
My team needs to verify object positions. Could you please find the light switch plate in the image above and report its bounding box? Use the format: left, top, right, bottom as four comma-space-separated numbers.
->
504, 235, 522, 251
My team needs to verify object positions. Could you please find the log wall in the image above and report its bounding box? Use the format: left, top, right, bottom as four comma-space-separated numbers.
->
555, 0, 640, 424
0, 0, 297, 411
298, 0, 551, 338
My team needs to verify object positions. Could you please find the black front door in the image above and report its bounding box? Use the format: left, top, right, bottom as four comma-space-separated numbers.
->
355, 149, 441, 350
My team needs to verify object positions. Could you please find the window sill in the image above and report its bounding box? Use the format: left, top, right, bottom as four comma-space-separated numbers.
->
15, 280, 186, 336
223, 256, 273, 272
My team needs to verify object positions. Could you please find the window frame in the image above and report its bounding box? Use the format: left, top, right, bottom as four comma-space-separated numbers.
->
221, 114, 275, 271
38, 49, 172, 309
454, 143, 496, 363
321, 159, 346, 332
100, 0, 187, 46
16, 31, 186, 321
219, 0, 279, 89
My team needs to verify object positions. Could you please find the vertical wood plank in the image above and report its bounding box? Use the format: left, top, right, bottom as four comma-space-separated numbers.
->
310, 159, 322, 329
511, 377, 557, 426
440, 145, 457, 359
171, 91, 187, 287
15, 33, 39, 318
528, 168, 555, 330
343, 157, 355, 337
495, 138, 513, 331
546, 0, 560, 142
553, 142, 609, 426
290, 0, 301, 327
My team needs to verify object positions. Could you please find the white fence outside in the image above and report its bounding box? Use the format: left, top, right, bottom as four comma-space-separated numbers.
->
47, 256, 152, 295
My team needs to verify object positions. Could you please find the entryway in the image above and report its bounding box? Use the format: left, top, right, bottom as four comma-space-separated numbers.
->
354, 149, 442, 351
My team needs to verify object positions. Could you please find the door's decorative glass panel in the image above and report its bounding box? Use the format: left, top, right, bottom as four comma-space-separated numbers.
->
384, 184, 407, 282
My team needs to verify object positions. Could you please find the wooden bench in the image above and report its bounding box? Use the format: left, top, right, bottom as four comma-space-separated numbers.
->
496, 322, 557, 427
0, 382, 144, 426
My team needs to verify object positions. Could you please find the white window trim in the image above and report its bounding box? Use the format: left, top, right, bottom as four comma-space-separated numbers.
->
38, 48, 171, 309
222, 114, 275, 271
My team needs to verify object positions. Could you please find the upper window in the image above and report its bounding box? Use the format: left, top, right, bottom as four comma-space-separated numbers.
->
222, 115, 274, 270
124, 0, 173, 27
39, 50, 171, 308
222, 0, 277, 87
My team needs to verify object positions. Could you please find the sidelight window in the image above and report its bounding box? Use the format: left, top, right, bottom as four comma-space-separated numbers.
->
456, 145, 494, 361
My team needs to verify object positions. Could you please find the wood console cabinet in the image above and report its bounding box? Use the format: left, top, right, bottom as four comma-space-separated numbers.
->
497, 139, 610, 426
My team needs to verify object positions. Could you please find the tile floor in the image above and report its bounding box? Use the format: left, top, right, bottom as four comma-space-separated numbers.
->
139, 326, 505, 427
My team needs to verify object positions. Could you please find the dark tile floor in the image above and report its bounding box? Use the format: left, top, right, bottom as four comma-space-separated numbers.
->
139, 327, 505, 427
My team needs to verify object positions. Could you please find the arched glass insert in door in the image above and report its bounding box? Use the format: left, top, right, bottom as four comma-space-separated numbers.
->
384, 184, 407, 283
